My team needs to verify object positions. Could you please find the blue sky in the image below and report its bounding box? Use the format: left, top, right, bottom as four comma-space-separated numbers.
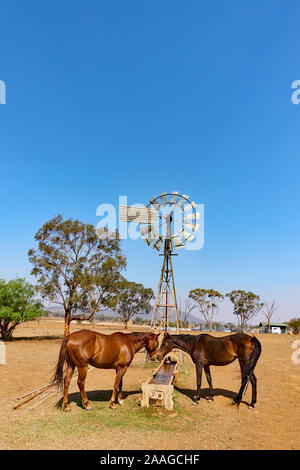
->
1, 1, 300, 323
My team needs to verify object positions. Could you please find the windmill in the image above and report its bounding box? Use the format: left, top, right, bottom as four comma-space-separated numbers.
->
120, 192, 199, 333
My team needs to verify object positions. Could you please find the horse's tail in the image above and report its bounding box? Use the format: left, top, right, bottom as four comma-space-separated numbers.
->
52, 336, 70, 391
243, 336, 262, 394
248, 336, 262, 376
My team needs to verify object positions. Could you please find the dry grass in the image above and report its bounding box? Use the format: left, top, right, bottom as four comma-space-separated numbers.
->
0, 320, 299, 450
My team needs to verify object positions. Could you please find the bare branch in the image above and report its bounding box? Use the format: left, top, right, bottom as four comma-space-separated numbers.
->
262, 300, 277, 331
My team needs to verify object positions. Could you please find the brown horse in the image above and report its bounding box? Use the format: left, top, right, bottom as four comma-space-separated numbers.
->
157, 332, 262, 409
53, 329, 160, 411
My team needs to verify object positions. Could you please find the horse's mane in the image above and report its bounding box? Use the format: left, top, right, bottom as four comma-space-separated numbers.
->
171, 334, 197, 346
127, 331, 152, 347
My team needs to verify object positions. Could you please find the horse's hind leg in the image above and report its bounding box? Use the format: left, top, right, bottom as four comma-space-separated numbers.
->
204, 365, 214, 402
77, 366, 92, 410
233, 362, 248, 406
117, 377, 124, 405
62, 362, 75, 412
249, 373, 257, 409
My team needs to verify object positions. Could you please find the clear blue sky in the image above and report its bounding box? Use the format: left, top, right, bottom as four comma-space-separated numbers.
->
1, 1, 299, 323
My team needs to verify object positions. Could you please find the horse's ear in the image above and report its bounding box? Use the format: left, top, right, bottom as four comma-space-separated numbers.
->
151, 332, 160, 337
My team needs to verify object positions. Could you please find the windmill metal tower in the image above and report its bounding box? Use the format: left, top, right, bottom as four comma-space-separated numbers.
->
119, 192, 199, 333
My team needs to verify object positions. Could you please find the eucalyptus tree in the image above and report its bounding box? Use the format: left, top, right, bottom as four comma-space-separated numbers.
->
226, 290, 264, 331
29, 215, 126, 336
114, 279, 154, 329
189, 288, 224, 332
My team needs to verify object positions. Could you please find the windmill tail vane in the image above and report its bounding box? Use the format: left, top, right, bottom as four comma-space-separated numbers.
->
119, 192, 200, 333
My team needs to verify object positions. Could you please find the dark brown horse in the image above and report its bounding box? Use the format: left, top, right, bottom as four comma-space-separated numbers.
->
53, 329, 160, 411
157, 332, 262, 409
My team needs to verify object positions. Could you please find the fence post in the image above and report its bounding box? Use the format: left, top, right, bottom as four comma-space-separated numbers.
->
0, 341, 6, 365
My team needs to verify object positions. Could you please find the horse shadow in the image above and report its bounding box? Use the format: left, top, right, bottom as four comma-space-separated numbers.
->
174, 385, 249, 406
55, 388, 141, 410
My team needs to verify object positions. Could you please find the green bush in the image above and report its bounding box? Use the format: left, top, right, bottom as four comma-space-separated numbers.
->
0, 277, 45, 340
288, 318, 300, 335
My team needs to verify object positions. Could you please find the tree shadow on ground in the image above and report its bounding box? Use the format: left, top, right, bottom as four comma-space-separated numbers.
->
55, 388, 140, 410
9, 335, 63, 341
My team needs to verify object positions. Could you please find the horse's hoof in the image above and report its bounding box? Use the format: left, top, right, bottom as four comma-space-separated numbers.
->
118, 399, 124, 406
85, 405, 92, 411
192, 399, 198, 406
110, 403, 117, 410
248, 405, 255, 410
207, 398, 214, 403
62, 405, 71, 412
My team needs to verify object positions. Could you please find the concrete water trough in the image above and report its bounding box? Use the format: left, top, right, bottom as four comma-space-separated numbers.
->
141, 354, 178, 411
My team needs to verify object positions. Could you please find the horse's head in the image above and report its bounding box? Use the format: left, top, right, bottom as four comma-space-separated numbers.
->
156, 332, 174, 361
145, 332, 161, 361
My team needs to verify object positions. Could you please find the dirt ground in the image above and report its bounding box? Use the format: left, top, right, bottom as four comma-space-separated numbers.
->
0, 319, 299, 450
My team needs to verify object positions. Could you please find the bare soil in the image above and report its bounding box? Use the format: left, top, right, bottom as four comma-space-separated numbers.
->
0, 319, 299, 450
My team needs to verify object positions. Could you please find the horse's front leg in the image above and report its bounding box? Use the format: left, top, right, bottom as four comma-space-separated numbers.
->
110, 367, 127, 410
193, 362, 203, 405
204, 365, 214, 402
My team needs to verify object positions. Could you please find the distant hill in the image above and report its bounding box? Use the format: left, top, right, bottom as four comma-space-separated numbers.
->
45, 305, 232, 328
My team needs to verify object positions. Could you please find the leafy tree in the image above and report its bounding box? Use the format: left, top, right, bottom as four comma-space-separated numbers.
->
0, 278, 44, 340
115, 279, 154, 329
28, 215, 126, 337
224, 322, 237, 332
189, 288, 224, 331
288, 318, 300, 335
133, 316, 145, 325
226, 290, 264, 331
212, 322, 222, 331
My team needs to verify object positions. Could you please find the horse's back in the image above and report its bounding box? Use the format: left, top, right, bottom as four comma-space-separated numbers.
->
66, 329, 129, 344
195, 333, 249, 365
65, 329, 133, 368
201, 332, 257, 365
